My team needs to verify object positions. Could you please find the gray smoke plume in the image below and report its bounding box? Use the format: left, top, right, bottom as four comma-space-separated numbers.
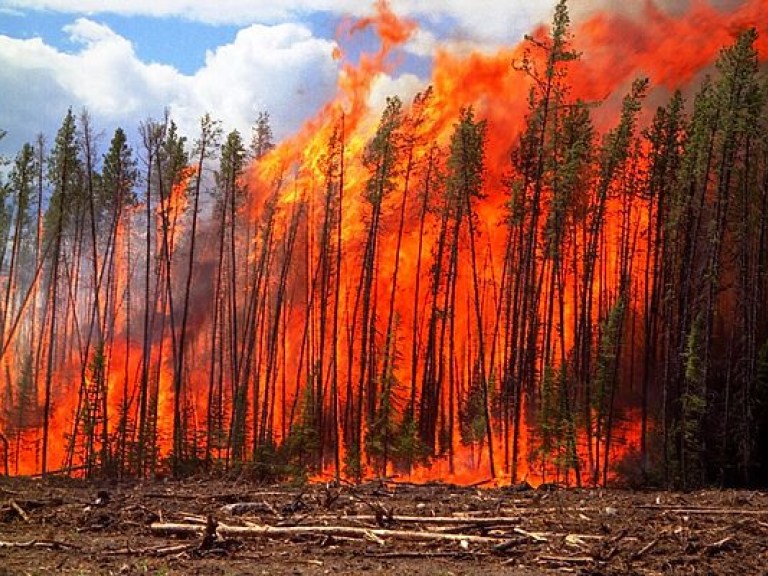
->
570, 0, 748, 22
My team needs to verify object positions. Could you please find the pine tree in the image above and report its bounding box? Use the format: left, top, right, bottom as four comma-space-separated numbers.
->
446, 106, 495, 476
353, 96, 402, 470
207, 129, 246, 463
100, 127, 138, 475
41, 109, 81, 475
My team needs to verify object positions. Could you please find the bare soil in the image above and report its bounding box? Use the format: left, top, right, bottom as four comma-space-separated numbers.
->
1, 476, 767, 575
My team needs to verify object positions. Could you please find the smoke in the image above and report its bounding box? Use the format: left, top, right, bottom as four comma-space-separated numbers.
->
570, 0, 750, 21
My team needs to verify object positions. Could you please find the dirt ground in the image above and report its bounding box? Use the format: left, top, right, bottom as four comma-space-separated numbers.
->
1, 475, 767, 575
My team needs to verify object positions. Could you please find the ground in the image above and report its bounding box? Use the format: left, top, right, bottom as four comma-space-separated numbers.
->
1, 475, 767, 575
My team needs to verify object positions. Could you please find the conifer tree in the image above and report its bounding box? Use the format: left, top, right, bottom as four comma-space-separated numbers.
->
41, 109, 81, 475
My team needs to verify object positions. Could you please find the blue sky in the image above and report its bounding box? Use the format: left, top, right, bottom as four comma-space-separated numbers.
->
0, 1, 558, 160
0, 12, 242, 74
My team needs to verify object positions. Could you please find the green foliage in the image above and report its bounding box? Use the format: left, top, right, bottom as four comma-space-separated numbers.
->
3, 352, 38, 433
593, 294, 627, 413
45, 108, 81, 237
460, 370, 487, 447
363, 96, 403, 205
100, 127, 138, 221
217, 130, 247, 192
343, 442, 363, 482
83, 345, 108, 473
531, 363, 578, 481
251, 111, 275, 160
714, 28, 762, 138
597, 78, 648, 194
10, 143, 36, 227
365, 374, 399, 476
390, 411, 430, 474
194, 114, 223, 160
644, 91, 685, 203
160, 120, 189, 194
5, 143, 36, 274
518, 0, 579, 84
281, 382, 321, 475
366, 315, 415, 477
447, 106, 487, 206
545, 101, 595, 250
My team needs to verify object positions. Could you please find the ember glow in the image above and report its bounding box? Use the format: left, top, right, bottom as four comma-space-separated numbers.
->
1, 0, 767, 488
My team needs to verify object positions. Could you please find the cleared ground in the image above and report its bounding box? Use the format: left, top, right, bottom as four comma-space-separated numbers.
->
1, 476, 767, 575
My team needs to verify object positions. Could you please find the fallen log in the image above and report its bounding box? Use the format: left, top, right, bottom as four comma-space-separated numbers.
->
221, 501, 277, 515
635, 506, 768, 515
8, 499, 30, 522
512, 527, 548, 542
365, 550, 486, 559
0, 539, 80, 550
103, 543, 195, 557
537, 555, 594, 565
150, 521, 506, 544
277, 514, 522, 526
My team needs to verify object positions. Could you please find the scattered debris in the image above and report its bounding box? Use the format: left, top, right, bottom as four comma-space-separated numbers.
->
0, 478, 765, 575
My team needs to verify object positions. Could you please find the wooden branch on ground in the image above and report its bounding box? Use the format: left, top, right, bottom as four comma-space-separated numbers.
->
630, 538, 659, 560
221, 501, 277, 515
635, 506, 768, 515
273, 514, 522, 527
499, 506, 603, 515
703, 536, 735, 555
151, 521, 507, 544
512, 527, 548, 542
537, 555, 594, 565
103, 544, 195, 557
365, 550, 487, 559
0, 539, 80, 550
9, 499, 30, 522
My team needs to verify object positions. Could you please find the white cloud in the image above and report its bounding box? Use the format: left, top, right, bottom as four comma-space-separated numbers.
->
368, 72, 423, 113
0, 18, 338, 156
0, 0, 365, 24
0, 0, 557, 38
188, 24, 338, 138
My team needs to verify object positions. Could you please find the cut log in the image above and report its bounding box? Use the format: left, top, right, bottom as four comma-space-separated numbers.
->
9, 499, 30, 522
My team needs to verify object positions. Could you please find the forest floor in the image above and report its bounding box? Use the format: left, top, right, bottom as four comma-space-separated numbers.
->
1, 475, 767, 575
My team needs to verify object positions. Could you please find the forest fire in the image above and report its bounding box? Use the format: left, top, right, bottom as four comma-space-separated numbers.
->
1, 0, 767, 491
